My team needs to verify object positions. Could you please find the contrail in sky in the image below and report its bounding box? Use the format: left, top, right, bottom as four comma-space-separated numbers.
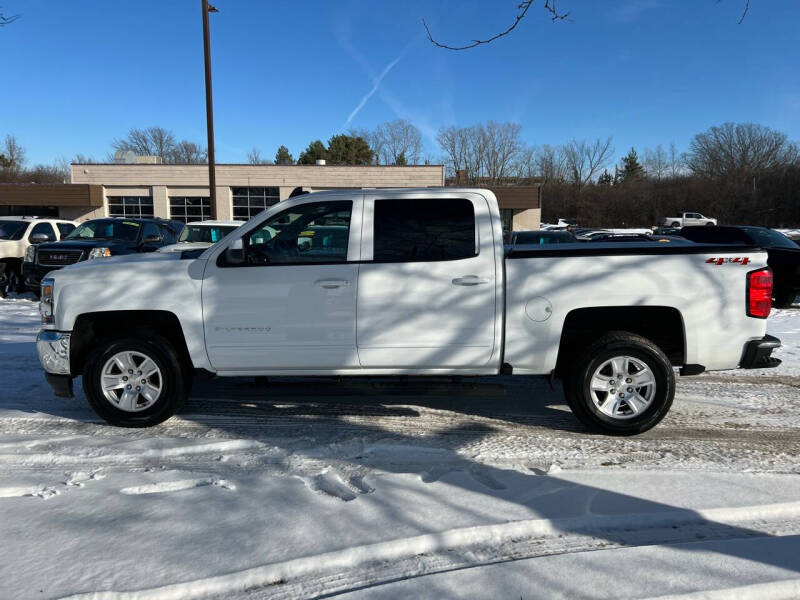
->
342, 51, 404, 129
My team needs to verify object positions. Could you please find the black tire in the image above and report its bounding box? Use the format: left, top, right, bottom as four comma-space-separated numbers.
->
671, 221, 680, 227
705, 222, 715, 226
83, 334, 187, 427
564, 332, 675, 435
773, 288, 797, 309
4, 266, 20, 295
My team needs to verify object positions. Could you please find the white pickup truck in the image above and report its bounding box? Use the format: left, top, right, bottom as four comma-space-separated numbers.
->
661, 212, 717, 227
36, 189, 780, 435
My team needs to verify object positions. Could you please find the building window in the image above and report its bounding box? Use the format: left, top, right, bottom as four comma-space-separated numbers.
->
170, 197, 211, 223
108, 196, 153, 218
232, 186, 280, 221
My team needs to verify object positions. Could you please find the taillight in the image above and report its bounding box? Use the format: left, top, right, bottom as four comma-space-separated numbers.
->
747, 268, 772, 319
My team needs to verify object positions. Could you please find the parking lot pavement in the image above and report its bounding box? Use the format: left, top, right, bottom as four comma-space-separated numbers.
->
1, 296, 799, 598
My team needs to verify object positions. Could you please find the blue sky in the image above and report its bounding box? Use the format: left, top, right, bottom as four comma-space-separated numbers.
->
1, 0, 799, 166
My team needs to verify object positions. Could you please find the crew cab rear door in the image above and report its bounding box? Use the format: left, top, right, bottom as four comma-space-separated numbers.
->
356, 192, 498, 368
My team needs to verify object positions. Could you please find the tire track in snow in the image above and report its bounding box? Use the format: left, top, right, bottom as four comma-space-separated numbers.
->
120, 478, 235, 495
62, 501, 800, 600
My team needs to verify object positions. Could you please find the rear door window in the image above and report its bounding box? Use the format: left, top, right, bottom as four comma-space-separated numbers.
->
373, 198, 476, 262
56, 223, 76, 238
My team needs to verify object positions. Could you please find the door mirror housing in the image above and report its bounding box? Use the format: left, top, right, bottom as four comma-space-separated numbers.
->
139, 235, 161, 246
29, 233, 52, 244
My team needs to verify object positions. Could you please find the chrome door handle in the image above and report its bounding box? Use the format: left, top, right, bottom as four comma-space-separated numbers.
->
452, 275, 490, 286
315, 279, 350, 289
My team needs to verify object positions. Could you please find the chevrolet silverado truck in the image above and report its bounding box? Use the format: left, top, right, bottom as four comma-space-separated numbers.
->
36, 189, 781, 435
661, 212, 717, 228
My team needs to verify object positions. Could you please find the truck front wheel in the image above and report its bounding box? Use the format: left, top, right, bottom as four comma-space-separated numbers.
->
83, 334, 188, 427
564, 332, 675, 435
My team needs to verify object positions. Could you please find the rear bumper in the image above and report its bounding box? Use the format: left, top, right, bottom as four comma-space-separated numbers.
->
739, 335, 781, 369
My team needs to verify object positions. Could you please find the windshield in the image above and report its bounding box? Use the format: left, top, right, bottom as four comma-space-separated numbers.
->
741, 227, 798, 249
65, 219, 141, 242
0, 221, 28, 241
179, 224, 238, 243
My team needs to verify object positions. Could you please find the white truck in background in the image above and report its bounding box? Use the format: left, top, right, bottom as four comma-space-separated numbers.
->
36, 189, 780, 435
661, 212, 718, 227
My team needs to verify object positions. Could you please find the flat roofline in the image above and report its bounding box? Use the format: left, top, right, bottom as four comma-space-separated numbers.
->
71, 162, 444, 168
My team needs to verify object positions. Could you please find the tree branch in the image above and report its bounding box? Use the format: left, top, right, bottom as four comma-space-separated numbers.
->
737, 0, 750, 24
716, 0, 751, 24
0, 6, 21, 27
423, 0, 569, 51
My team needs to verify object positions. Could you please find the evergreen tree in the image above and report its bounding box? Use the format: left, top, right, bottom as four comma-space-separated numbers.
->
297, 140, 328, 165
326, 134, 374, 165
619, 147, 645, 182
598, 169, 613, 185
394, 151, 408, 166
274, 145, 294, 165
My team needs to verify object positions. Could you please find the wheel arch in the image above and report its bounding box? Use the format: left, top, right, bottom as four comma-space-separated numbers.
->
70, 310, 192, 377
555, 306, 686, 377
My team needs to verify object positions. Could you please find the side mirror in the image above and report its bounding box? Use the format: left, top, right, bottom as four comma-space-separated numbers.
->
223, 238, 246, 265
139, 235, 161, 245
29, 233, 51, 244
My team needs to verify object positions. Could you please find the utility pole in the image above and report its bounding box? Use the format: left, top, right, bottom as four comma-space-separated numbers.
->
202, 0, 218, 217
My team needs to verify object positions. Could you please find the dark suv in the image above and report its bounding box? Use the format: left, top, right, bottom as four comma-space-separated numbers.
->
23, 217, 184, 294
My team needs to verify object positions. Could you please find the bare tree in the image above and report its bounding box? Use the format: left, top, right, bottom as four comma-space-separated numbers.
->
644, 144, 668, 179
685, 122, 800, 179
668, 141, 683, 177
437, 121, 527, 184
112, 126, 177, 161
562, 137, 614, 187
533, 144, 568, 184
371, 120, 423, 165
482, 121, 524, 181
247, 147, 270, 165
170, 140, 207, 164
1, 134, 25, 175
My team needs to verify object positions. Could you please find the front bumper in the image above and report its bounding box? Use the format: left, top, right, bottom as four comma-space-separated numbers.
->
740, 335, 781, 369
37, 331, 75, 398
37, 330, 71, 375
23, 262, 56, 291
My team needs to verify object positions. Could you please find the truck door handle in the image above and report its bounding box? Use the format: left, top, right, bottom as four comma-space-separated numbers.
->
315, 279, 350, 289
452, 275, 490, 286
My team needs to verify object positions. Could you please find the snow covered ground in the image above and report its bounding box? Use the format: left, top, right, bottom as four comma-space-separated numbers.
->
1, 295, 799, 599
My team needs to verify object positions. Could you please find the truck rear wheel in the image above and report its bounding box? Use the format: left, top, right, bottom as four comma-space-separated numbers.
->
564, 332, 674, 435
83, 334, 187, 427
671, 221, 680, 227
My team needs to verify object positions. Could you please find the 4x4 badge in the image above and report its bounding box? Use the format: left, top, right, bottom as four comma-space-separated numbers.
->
706, 257, 750, 265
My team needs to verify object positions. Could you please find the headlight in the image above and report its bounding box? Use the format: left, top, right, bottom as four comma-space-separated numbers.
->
25, 245, 36, 263
40, 277, 55, 325
88, 247, 111, 259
